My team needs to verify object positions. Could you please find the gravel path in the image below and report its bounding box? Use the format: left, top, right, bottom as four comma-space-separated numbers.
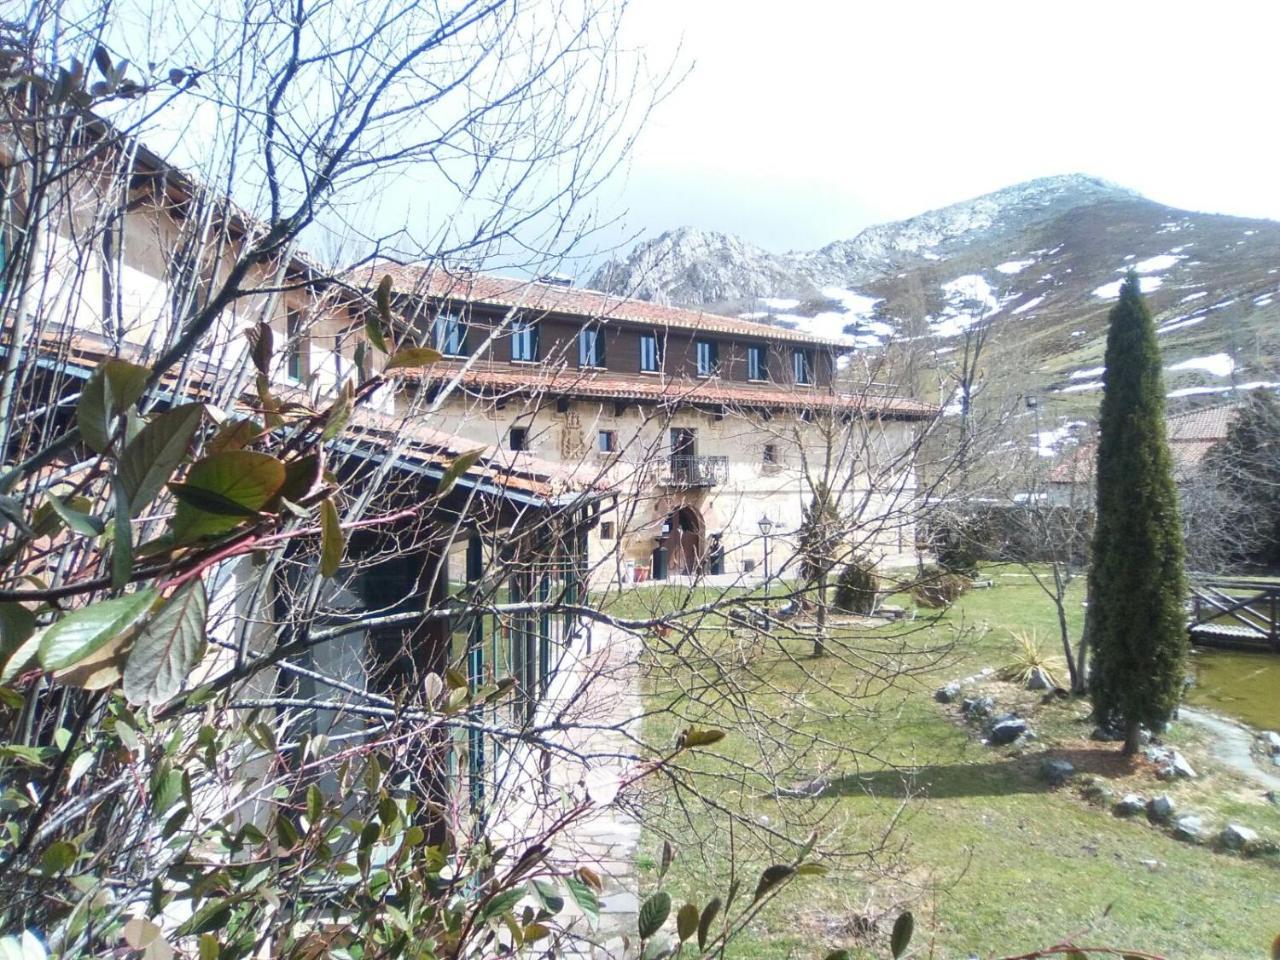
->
1180, 707, 1280, 792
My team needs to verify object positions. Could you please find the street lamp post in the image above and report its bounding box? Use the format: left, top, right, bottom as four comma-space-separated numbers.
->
758, 515, 775, 589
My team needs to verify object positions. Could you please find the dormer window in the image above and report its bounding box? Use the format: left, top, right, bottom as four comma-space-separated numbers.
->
511, 319, 538, 362
579, 326, 605, 367
695, 339, 718, 377
639, 331, 662, 372
792, 348, 813, 385
747, 343, 767, 382
432, 311, 467, 357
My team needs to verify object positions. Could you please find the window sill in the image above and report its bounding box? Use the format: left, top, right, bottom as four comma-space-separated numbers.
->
510, 359, 540, 366
579, 365, 607, 371
639, 368, 662, 375
747, 377, 770, 384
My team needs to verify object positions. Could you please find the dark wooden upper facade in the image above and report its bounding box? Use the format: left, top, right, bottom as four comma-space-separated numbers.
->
412, 303, 839, 389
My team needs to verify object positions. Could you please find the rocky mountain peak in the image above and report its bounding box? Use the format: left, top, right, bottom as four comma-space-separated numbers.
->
588, 226, 801, 305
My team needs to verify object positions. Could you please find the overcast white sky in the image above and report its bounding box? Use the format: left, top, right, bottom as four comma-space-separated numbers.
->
595, 0, 1280, 254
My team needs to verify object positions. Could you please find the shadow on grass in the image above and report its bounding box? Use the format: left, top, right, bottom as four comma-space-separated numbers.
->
808, 748, 1141, 801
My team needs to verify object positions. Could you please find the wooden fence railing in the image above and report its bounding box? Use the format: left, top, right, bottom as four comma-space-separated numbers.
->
1188, 578, 1280, 652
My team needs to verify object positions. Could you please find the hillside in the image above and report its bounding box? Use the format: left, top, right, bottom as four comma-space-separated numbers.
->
589, 175, 1280, 442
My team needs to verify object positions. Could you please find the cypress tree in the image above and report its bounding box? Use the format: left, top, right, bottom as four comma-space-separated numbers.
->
1087, 273, 1187, 755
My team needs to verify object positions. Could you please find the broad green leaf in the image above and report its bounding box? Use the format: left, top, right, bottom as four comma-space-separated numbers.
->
246, 321, 273, 376
480, 886, 526, 921
306, 783, 323, 825
321, 381, 353, 441
795, 863, 828, 876
170, 451, 286, 542
78, 359, 149, 453
532, 879, 565, 915
0, 603, 35, 660
0, 495, 34, 536
197, 934, 218, 960
119, 403, 203, 515
0, 630, 43, 684
40, 840, 77, 875
753, 864, 794, 902
320, 498, 343, 578
680, 728, 726, 749
676, 904, 698, 943
208, 418, 260, 454
123, 579, 207, 706
436, 448, 482, 497
660, 839, 674, 878
38, 589, 156, 671
697, 897, 721, 951
91, 44, 112, 78
637, 891, 671, 940
45, 493, 104, 536
890, 910, 914, 959
370, 275, 393, 352
111, 478, 131, 590
279, 453, 322, 504
384, 346, 444, 371
564, 876, 599, 923
168, 484, 262, 518
54, 626, 131, 689
0, 744, 51, 766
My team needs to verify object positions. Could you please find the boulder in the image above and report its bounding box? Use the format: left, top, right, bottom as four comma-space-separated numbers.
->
1039, 758, 1075, 785
1147, 794, 1175, 823
1091, 724, 1124, 742
1082, 781, 1114, 806
1026, 666, 1052, 690
1265, 790, 1278, 806
935, 681, 962, 704
1219, 823, 1258, 850
1113, 793, 1146, 817
1260, 731, 1280, 755
961, 696, 995, 719
989, 718, 1029, 746
1169, 750, 1197, 779
1171, 815, 1205, 843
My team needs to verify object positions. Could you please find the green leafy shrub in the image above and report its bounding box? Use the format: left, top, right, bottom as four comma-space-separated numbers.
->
833, 556, 879, 614
910, 565, 971, 608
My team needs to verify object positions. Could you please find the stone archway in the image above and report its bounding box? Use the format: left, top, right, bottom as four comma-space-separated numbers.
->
668, 505, 704, 575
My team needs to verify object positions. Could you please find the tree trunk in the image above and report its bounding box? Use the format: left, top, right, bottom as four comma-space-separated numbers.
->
813, 573, 827, 657
1122, 717, 1142, 756
1051, 563, 1079, 691
1075, 599, 1093, 695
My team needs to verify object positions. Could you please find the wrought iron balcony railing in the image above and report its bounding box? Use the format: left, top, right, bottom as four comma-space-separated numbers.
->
660, 455, 729, 487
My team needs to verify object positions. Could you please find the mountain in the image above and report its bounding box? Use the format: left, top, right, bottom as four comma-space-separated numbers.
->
589, 175, 1280, 437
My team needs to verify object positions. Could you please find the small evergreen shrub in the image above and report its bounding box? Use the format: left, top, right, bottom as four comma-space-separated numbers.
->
833, 556, 879, 614
911, 564, 971, 608
933, 519, 983, 577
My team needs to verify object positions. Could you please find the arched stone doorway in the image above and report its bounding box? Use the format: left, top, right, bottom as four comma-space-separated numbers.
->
668, 505, 703, 575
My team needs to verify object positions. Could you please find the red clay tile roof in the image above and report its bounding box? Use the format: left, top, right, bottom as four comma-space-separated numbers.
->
350, 261, 853, 349
7, 323, 607, 504
1167, 404, 1239, 442
1048, 404, 1239, 484
407, 362, 936, 420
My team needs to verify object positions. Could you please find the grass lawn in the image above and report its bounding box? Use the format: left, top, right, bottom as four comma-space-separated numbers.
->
606, 567, 1280, 959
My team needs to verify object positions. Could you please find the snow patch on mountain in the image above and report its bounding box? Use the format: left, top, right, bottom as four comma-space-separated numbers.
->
1168, 353, 1235, 377
1093, 276, 1165, 298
